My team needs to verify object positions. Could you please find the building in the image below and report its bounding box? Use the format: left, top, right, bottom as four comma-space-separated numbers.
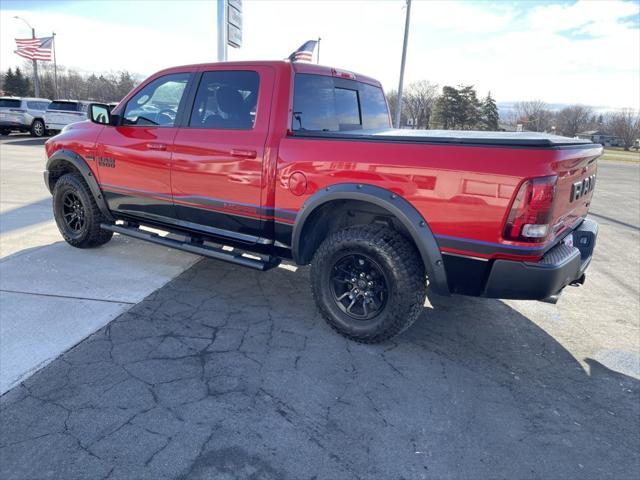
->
577, 130, 624, 147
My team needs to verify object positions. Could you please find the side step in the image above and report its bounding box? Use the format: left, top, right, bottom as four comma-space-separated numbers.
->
100, 223, 281, 271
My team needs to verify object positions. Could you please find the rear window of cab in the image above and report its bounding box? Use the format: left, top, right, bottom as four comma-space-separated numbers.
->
292, 73, 390, 132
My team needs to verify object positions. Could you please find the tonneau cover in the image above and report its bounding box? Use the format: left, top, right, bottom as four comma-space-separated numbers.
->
293, 128, 594, 147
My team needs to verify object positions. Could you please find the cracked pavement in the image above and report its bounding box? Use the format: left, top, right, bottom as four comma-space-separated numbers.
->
1, 256, 639, 479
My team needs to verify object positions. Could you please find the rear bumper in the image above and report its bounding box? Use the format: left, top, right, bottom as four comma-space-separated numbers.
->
0, 121, 28, 129
483, 218, 598, 300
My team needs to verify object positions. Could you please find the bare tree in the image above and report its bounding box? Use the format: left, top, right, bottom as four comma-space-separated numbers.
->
513, 100, 553, 132
403, 80, 439, 129
606, 109, 640, 151
555, 105, 593, 137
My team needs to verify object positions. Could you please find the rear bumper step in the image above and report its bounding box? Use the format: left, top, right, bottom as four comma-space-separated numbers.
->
483, 218, 598, 300
100, 223, 281, 271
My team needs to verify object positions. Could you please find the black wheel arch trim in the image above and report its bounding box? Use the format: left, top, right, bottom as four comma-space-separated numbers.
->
44, 149, 114, 222
291, 183, 450, 296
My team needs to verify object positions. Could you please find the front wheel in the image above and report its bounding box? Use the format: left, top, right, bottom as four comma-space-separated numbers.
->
52, 173, 113, 248
30, 119, 45, 137
310, 225, 427, 343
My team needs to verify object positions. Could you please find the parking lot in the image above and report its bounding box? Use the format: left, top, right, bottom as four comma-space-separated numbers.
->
0, 134, 639, 479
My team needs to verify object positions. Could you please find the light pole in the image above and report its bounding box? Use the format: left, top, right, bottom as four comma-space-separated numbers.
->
13, 15, 40, 97
395, 0, 411, 129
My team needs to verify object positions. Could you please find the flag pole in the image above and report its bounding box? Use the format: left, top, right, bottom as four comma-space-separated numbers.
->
31, 25, 40, 97
395, 0, 411, 128
52, 32, 58, 97
317, 37, 321, 64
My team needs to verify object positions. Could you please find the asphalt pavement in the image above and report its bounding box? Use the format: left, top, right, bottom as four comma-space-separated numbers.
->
0, 135, 638, 479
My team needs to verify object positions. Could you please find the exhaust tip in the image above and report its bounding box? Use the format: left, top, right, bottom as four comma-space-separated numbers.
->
570, 274, 586, 287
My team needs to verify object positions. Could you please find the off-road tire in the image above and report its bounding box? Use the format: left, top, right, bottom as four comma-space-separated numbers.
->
52, 173, 113, 248
30, 119, 45, 137
311, 224, 427, 343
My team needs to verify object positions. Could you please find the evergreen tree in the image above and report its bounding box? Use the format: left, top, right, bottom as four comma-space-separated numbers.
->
458, 85, 481, 129
13, 68, 32, 96
481, 92, 499, 131
430, 86, 460, 129
3, 68, 17, 95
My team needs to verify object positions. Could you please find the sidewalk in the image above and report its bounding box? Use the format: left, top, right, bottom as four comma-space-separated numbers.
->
0, 135, 198, 393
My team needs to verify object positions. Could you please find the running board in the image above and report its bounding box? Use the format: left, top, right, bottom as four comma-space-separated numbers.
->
100, 223, 281, 271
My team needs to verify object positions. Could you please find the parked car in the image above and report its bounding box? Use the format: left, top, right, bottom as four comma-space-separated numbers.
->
0, 97, 50, 137
43, 61, 601, 343
44, 100, 89, 134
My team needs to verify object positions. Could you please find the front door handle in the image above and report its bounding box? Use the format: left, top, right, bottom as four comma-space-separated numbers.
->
147, 142, 167, 151
230, 149, 257, 159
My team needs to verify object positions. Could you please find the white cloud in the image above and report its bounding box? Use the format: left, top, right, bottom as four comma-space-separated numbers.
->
0, 0, 638, 108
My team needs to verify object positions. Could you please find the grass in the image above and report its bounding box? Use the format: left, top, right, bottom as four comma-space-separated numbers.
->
599, 147, 640, 163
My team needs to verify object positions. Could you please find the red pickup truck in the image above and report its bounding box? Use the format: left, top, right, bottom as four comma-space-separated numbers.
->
44, 61, 601, 343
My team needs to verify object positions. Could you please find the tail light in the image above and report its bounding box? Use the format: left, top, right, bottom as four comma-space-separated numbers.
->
503, 175, 557, 243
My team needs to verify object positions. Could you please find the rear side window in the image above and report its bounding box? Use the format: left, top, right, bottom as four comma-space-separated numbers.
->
188, 70, 259, 129
27, 101, 49, 110
292, 74, 390, 132
0, 99, 21, 108
123, 73, 190, 127
48, 101, 80, 111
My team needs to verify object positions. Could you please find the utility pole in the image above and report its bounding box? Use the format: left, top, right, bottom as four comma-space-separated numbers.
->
217, 0, 228, 61
395, 0, 411, 129
317, 37, 321, 64
14, 16, 40, 97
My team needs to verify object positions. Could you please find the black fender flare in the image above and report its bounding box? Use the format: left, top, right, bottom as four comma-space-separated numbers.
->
291, 183, 450, 296
44, 149, 114, 222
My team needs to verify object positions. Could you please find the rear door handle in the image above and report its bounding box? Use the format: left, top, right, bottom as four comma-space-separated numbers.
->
230, 149, 257, 159
146, 142, 167, 151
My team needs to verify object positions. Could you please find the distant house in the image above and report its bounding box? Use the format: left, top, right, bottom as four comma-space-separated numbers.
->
577, 130, 623, 147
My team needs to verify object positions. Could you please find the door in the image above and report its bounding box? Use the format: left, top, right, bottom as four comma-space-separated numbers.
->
171, 67, 274, 241
96, 72, 192, 222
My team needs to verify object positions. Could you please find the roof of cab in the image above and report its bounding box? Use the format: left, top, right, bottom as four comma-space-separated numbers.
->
153, 60, 383, 88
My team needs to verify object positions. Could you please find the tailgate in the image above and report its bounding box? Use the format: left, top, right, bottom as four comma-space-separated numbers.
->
549, 146, 602, 241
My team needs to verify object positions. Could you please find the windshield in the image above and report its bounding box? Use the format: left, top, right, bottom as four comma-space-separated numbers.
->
292, 74, 390, 132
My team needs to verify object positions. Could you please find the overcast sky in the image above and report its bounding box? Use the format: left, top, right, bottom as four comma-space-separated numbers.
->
1, 0, 638, 108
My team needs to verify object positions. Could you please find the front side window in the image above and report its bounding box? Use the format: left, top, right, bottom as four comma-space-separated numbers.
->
188, 71, 259, 129
123, 73, 190, 127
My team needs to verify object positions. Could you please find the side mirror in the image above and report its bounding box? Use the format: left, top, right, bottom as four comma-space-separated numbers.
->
88, 103, 112, 125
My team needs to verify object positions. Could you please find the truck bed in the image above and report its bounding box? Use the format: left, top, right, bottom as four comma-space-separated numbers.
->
292, 128, 594, 148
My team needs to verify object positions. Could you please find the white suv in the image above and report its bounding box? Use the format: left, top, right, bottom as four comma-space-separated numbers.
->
0, 97, 51, 137
44, 100, 90, 134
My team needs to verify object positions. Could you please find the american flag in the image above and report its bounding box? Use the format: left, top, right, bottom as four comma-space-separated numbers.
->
288, 40, 317, 63
15, 36, 54, 61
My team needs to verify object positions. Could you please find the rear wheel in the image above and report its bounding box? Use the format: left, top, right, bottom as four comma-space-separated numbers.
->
30, 119, 45, 137
311, 224, 427, 343
0, 129, 10, 136
52, 173, 113, 248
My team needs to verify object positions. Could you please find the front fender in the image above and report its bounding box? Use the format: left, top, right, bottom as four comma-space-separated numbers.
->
291, 183, 449, 296
44, 149, 113, 222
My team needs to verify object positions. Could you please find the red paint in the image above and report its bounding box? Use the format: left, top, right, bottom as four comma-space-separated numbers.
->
45, 60, 602, 262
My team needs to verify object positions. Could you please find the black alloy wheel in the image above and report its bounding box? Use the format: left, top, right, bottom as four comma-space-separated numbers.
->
61, 191, 86, 234
330, 253, 389, 320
